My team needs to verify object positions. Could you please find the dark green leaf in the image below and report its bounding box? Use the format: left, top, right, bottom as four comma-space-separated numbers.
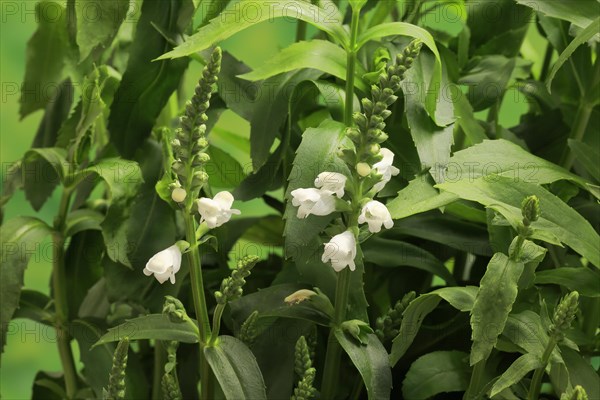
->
63, 209, 103, 237
568, 139, 600, 182
20, 2, 70, 118
13, 290, 54, 326
515, 0, 600, 29
402, 351, 471, 399
458, 55, 516, 111
334, 331, 392, 400
108, 0, 192, 157
204, 335, 267, 400
94, 314, 199, 345
470, 253, 523, 365
0, 217, 52, 351
22, 148, 69, 211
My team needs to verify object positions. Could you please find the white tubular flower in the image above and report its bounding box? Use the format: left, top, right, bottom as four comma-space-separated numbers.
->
358, 200, 394, 233
314, 172, 347, 197
372, 148, 400, 192
196, 191, 241, 228
143, 245, 182, 284
322, 231, 357, 272
291, 188, 336, 219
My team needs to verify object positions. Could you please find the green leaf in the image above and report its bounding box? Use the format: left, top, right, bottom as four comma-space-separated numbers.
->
470, 253, 523, 365
390, 286, 477, 365
386, 178, 457, 220
13, 290, 54, 325
334, 331, 392, 400
20, 1, 70, 118
158, 0, 347, 60
535, 267, 600, 297
63, 209, 103, 237
490, 353, 543, 397
32, 80, 74, 149
22, 148, 69, 211
568, 139, 600, 182
502, 311, 554, 359
546, 18, 600, 91
75, 0, 129, 60
363, 237, 455, 284
402, 351, 471, 399
94, 314, 199, 345
249, 69, 322, 171
239, 40, 368, 92
437, 177, 600, 268
356, 22, 443, 124
453, 94, 487, 145
515, 0, 600, 30
206, 146, 246, 188
72, 319, 147, 399
402, 52, 454, 178
204, 335, 267, 400
108, 0, 192, 157
0, 217, 52, 351
560, 346, 600, 400
458, 55, 517, 111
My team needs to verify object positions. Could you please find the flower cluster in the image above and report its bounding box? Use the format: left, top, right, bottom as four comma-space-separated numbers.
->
291, 41, 422, 273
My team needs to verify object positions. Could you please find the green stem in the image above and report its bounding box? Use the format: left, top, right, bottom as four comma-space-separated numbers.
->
53, 188, 78, 399
539, 43, 553, 81
528, 337, 557, 400
296, 20, 307, 42
464, 360, 486, 400
320, 268, 352, 399
406, 0, 424, 24
344, 7, 360, 126
210, 304, 226, 344
152, 341, 165, 400
182, 213, 212, 400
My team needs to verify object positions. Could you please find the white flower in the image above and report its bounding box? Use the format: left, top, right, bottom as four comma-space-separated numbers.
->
196, 191, 241, 228
284, 289, 317, 305
372, 148, 400, 192
314, 172, 347, 197
143, 245, 182, 284
358, 200, 394, 233
322, 231, 357, 272
291, 188, 336, 218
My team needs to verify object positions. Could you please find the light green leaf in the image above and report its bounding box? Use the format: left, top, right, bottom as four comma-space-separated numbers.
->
515, 0, 599, 30
437, 176, 600, 268
94, 314, 199, 345
390, 286, 477, 365
357, 22, 443, 124
502, 311, 551, 358
205, 335, 267, 400
470, 253, 523, 365
547, 18, 600, 91
20, 1, 70, 118
206, 146, 246, 188
64, 209, 104, 237
334, 331, 392, 400
454, 94, 487, 145
75, 0, 129, 60
402, 351, 471, 399
490, 353, 542, 397
0, 217, 53, 351
239, 40, 368, 92
535, 267, 600, 297
157, 0, 348, 60
386, 178, 458, 220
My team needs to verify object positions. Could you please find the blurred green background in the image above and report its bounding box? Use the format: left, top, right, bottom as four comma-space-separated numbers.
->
1, 2, 545, 398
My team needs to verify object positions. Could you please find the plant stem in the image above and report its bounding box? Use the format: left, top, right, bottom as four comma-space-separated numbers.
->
210, 304, 226, 344
152, 341, 165, 400
344, 7, 360, 126
528, 337, 557, 400
464, 360, 486, 400
53, 188, 78, 399
182, 212, 212, 400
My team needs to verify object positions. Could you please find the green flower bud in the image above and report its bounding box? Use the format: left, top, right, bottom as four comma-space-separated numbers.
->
103, 337, 129, 400
197, 152, 210, 163
215, 255, 260, 305
550, 291, 579, 340
161, 373, 182, 400
239, 310, 259, 346
162, 296, 189, 324
521, 195, 541, 225
376, 291, 415, 343
561, 385, 588, 400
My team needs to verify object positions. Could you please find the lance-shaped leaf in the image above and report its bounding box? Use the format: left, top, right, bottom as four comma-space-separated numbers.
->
469, 253, 523, 365
535, 267, 600, 297
490, 353, 542, 397
204, 335, 267, 400
402, 351, 471, 399
515, 0, 599, 30
335, 330, 392, 400
94, 314, 199, 345
157, 0, 348, 60
22, 147, 69, 211
239, 40, 368, 92
1, 217, 53, 351
75, 0, 129, 61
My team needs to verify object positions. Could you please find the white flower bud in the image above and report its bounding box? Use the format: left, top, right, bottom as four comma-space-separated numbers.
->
356, 162, 371, 177
372, 148, 400, 192
358, 200, 394, 233
171, 187, 187, 203
284, 289, 317, 305
196, 191, 241, 229
322, 231, 357, 272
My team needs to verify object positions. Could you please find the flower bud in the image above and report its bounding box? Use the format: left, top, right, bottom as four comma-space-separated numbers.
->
171, 187, 187, 203
192, 171, 209, 186
284, 289, 317, 305
521, 195, 540, 225
356, 162, 371, 177
162, 296, 189, 323
340, 319, 374, 345
198, 152, 210, 163
550, 291, 579, 340
171, 138, 181, 148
